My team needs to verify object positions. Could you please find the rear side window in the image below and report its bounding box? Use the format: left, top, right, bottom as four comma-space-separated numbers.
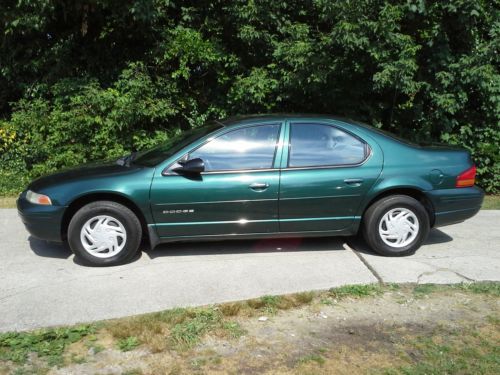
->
189, 124, 281, 171
288, 123, 367, 168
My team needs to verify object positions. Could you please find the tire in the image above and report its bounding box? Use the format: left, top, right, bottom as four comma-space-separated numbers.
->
362, 195, 430, 257
68, 200, 142, 266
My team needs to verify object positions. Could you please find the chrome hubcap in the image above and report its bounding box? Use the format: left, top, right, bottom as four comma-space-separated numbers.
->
379, 208, 419, 248
80, 215, 127, 258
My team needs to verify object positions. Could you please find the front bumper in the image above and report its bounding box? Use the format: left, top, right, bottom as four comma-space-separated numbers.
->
427, 186, 484, 227
17, 191, 66, 242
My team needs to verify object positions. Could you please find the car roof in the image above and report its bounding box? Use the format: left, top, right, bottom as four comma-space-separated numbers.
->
218, 114, 365, 127
217, 114, 418, 147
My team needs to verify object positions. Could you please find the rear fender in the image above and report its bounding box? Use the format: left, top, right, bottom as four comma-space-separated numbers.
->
356, 174, 433, 217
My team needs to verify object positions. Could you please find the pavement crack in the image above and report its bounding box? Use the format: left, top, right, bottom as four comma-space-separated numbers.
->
416, 267, 475, 283
346, 244, 383, 284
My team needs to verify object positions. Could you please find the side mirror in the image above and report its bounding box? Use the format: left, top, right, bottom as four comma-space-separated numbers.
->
173, 158, 205, 174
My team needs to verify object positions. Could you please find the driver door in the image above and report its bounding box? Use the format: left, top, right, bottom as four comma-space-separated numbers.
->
150, 123, 283, 238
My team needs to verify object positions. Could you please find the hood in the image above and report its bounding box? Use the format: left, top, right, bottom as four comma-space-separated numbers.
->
28, 161, 145, 191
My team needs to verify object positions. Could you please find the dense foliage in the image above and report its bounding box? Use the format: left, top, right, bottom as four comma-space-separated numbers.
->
0, 0, 498, 194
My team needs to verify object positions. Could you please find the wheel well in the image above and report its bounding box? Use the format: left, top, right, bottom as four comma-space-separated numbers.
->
61, 193, 149, 242
362, 188, 435, 227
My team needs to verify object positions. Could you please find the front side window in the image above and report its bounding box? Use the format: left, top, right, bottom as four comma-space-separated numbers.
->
188, 124, 281, 172
288, 123, 367, 168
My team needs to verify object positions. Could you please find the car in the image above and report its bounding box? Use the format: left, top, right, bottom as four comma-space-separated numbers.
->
17, 115, 484, 266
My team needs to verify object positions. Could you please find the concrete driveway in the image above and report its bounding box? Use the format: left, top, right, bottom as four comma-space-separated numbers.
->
0, 209, 499, 332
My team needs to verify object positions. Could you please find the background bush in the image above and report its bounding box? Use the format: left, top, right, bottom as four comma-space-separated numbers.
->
0, 0, 498, 194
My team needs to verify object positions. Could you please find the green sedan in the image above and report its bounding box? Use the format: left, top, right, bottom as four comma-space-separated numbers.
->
17, 115, 484, 266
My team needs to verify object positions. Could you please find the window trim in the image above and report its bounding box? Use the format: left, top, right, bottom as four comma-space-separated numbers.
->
285, 122, 371, 170
164, 123, 283, 175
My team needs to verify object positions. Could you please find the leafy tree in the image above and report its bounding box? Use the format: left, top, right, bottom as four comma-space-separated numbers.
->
0, 0, 498, 193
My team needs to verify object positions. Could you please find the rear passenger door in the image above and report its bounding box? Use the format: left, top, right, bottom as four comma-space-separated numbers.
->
278, 121, 383, 232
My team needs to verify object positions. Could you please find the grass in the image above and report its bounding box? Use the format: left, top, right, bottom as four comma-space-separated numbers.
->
385, 327, 500, 374
217, 287, 378, 318
0, 196, 17, 208
297, 353, 326, 366
0, 283, 385, 371
411, 282, 500, 299
329, 283, 382, 299
482, 195, 500, 209
412, 282, 500, 299
0, 286, 369, 369
168, 308, 223, 350
105, 306, 246, 352
219, 291, 316, 318
221, 321, 246, 339
122, 370, 143, 375
85, 341, 104, 355
97, 282, 500, 357
413, 283, 438, 298
1, 282, 499, 372
454, 281, 500, 296
190, 353, 222, 370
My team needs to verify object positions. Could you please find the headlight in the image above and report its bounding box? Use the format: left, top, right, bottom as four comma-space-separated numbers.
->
26, 190, 52, 205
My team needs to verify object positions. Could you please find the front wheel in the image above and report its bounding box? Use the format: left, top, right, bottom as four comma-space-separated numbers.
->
68, 201, 142, 266
362, 195, 430, 256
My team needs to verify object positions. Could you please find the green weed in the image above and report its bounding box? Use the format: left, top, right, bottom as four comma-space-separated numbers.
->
329, 284, 382, 299
413, 284, 437, 298
297, 353, 326, 366
168, 308, 222, 350
117, 336, 140, 351
455, 282, 500, 296
221, 321, 246, 339
0, 325, 92, 366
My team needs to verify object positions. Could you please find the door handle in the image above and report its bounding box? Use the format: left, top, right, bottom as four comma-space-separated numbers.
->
249, 182, 270, 190
344, 178, 364, 185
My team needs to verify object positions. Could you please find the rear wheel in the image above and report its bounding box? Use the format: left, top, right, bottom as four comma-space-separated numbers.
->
362, 195, 429, 256
68, 201, 142, 266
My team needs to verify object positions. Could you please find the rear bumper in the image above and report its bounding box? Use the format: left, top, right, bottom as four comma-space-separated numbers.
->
427, 186, 484, 227
17, 191, 66, 242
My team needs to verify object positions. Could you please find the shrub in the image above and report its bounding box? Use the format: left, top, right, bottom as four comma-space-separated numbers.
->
0, 1, 498, 193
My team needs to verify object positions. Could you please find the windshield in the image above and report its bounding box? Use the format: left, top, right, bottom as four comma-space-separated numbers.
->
132, 123, 223, 167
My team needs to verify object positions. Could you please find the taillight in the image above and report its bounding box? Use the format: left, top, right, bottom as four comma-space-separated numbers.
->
456, 165, 476, 188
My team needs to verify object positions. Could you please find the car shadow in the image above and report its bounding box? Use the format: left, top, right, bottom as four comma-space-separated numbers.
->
144, 236, 346, 259
29, 236, 72, 259
28, 235, 143, 266
28, 235, 347, 264
347, 228, 454, 256
29, 229, 451, 263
